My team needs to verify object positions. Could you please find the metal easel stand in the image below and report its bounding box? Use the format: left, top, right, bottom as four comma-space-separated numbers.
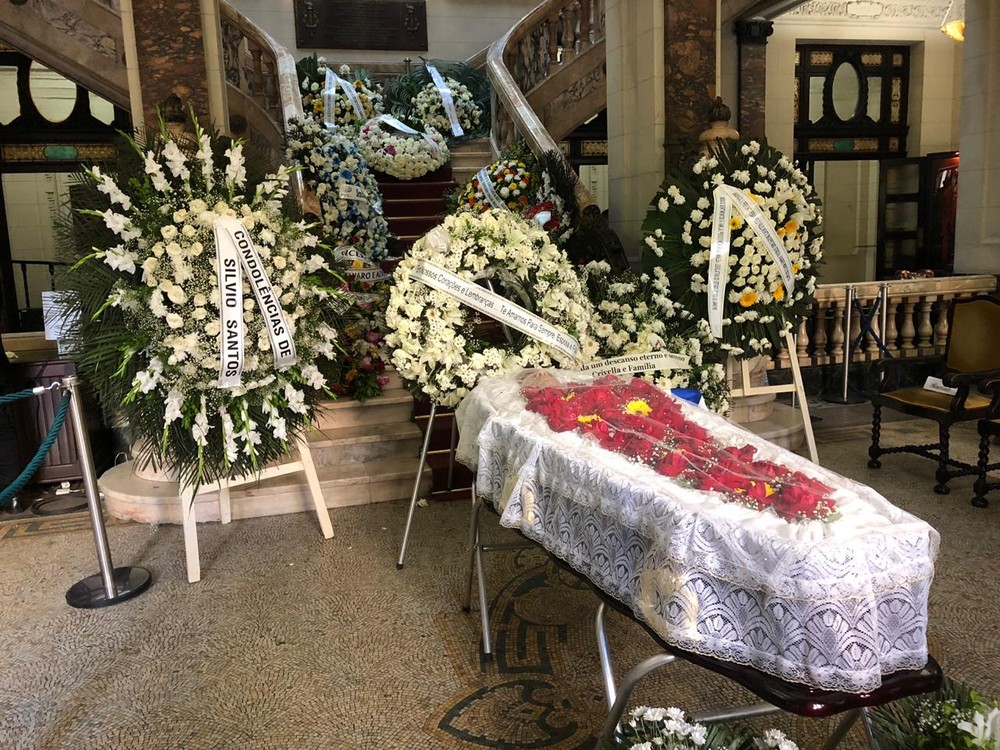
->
179, 434, 333, 583
729, 331, 819, 464
63, 375, 153, 609
461, 484, 534, 658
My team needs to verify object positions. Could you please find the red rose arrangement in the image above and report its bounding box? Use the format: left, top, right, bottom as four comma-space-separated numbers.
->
521, 377, 838, 523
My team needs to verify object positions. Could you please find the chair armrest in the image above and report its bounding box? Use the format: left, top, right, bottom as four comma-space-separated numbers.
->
870, 358, 898, 395
942, 368, 1000, 415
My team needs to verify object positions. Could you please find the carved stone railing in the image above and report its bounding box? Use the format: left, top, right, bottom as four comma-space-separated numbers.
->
768, 275, 999, 370
219, 2, 303, 160
487, 0, 606, 212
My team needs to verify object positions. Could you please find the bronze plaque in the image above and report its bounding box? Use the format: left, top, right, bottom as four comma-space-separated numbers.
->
295, 0, 427, 51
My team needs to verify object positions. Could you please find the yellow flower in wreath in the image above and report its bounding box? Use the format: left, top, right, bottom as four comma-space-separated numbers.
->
739, 290, 758, 308
578, 413, 602, 425
729, 215, 744, 231
773, 282, 785, 302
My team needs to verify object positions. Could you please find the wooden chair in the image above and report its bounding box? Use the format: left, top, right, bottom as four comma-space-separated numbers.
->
971, 376, 1000, 507
868, 295, 1000, 495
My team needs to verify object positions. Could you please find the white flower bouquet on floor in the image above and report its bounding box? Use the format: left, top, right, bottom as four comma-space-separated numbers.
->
358, 117, 449, 180
607, 706, 800, 749
65, 122, 347, 486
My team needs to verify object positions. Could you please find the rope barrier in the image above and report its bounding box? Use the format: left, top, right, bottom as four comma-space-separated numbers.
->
0, 383, 60, 406
0, 390, 71, 508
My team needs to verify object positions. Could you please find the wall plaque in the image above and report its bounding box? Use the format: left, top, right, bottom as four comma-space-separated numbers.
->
295, 0, 428, 51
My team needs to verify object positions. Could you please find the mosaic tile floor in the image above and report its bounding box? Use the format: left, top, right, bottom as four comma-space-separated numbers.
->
0, 418, 996, 749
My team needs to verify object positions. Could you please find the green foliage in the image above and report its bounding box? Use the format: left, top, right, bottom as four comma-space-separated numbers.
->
383, 58, 490, 141
869, 677, 992, 750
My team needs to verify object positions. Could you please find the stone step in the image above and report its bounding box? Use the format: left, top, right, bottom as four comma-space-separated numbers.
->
382, 197, 449, 215
100, 454, 432, 525
309, 421, 423, 465
386, 215, 443, 237
313, 388, 414, 431
377, 179, 456, 201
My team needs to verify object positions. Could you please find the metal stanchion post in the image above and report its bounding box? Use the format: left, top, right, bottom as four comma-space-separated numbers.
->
63, 375, 152, 609
841, 285, 855, 403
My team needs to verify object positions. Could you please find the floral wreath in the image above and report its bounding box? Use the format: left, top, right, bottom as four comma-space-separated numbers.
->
642, 139, 823, 356
384, 210, 598, 407
66, 124, 345, 486
285, 115, 391, 261
458, 157, 533, 213
299, 59, 384, 128
358, 118, 449, 180
580, 262, 729, 413
412, 77, 482, 137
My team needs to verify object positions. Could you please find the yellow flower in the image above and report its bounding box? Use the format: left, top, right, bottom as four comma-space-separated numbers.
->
577, 414, 602, 425
739, 290, 758, 308
729, 216, 744, 231
773, 282, 785, 302
561, 392, 576, 401
784, 219, 798, 234
625, 399, 653, 416
764, 483, 775, 497
352, 259, 365, 269
792, 263, 800, 274
312, 99, 324, 113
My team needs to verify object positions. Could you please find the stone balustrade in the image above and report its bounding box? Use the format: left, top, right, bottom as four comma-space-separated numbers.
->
487, 0, 606, 211
218, 2, 304, 194
769, 275, 998, 370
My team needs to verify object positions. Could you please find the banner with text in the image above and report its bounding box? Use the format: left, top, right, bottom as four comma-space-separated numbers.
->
409, 261, 580, 361
708, 184, 795, 339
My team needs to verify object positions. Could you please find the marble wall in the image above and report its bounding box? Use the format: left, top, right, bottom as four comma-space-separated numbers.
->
226, 0, 537, 64
954, 0, 1000, 274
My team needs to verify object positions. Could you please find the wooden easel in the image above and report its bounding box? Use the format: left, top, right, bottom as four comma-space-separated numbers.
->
727, 331, 819, 464
179, 436, 333, 583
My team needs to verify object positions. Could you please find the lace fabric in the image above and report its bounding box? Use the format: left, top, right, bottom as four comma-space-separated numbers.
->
455, 369, 940, 693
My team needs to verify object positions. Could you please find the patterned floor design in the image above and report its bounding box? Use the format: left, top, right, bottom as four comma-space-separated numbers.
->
0, 417, 995, 748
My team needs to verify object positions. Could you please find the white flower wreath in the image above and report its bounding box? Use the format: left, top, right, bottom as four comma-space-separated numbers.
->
384, 210, 598, 407
358, 118, 449, 180
413, 77, 481, 136
68, 125, 344, 486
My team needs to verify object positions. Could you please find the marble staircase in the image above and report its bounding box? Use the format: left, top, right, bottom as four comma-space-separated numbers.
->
99, 374, 432, 525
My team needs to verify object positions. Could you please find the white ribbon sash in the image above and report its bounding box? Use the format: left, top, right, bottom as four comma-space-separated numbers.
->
214, 216, 297, 387
323, 69, 366, 127
409, 260, 580, 361
334, 246, 366, 264
578, 351, 690, 377
345, 266, 391, 283
374, 114, 441, 158
425, 63, 464, 137
338, 180, 369, 206
708, 184, 796, 339
475, 167, 507, 211
215, 222, 245, 389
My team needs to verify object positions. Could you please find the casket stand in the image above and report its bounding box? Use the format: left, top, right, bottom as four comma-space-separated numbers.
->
455, 369, 943, 746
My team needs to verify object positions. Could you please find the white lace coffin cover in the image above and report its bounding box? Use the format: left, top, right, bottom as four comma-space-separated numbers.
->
455, 369, 940, 693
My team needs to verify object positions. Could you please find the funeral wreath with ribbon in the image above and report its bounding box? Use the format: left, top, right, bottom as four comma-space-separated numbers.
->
641, 139, 824, 355
384, 210, 599, 407
65, 125, 346, 486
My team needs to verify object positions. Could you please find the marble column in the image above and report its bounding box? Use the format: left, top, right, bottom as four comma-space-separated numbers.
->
953, 0, 1000, 274
606, 0, 717, 260
124, 0, 228, 133
733, 18, 773, 142
663, 0, 717, 173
